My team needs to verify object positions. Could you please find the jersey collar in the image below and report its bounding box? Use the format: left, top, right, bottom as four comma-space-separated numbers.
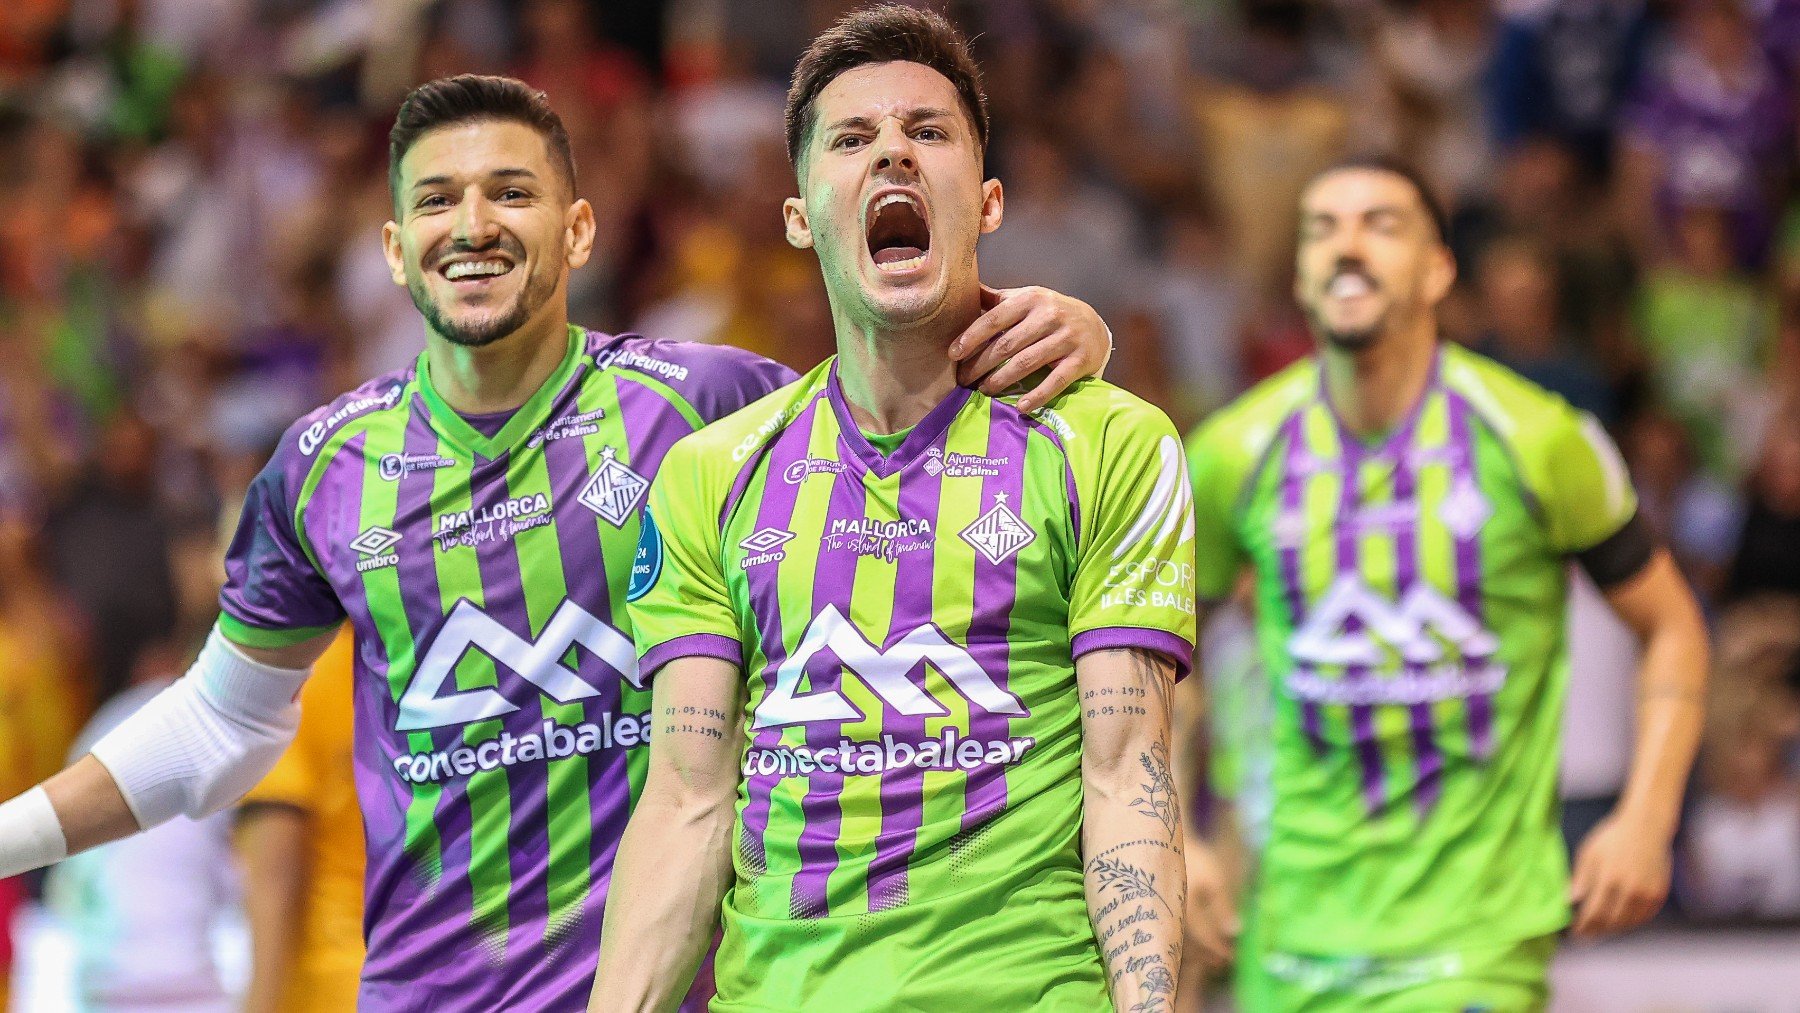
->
416, 324, 586, 459
826, 359, 973, 479
1318, 344, 1442, 458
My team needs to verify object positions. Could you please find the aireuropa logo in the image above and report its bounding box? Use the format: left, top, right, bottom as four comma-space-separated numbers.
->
395, 599, 641, 732
298, 386, 403, 456
753, 605, 1025, 729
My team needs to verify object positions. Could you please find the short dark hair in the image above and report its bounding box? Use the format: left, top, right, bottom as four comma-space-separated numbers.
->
388, 74, 576, 202
784, 4, 990, 169
1307, 154, 1451, 245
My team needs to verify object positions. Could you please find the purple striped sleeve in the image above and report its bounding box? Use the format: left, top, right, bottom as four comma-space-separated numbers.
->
1071, 627, 1195, 681
639, 633, 744, 683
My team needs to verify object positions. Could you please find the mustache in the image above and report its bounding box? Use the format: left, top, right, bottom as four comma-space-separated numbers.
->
1326, 258, 1377, 289
429, 236, 525, 269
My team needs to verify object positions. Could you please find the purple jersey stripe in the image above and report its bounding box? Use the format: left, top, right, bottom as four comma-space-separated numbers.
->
1334, 437, 1385, 814
789, 423, 868, 919
1276, 411, 1327, 754
363, 407, 478, 986
468, 444, 549, 951
863, 428, 946, 913
1388, 398, 1443, 815
536, 409, 618, 952
737, 399, 818, 887
960, 401, 1032, 832
1445, 391, 1494, 760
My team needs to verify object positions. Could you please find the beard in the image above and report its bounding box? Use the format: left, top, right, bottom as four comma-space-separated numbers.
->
408, 242, 558, 348
1321, 321, 1384, 351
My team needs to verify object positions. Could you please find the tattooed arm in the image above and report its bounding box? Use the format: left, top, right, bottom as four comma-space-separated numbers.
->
1078, 647, 1185, 1013
590, 657, 745, 1013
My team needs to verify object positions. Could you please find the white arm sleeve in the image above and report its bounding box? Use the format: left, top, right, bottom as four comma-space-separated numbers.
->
88, 627, 313, 829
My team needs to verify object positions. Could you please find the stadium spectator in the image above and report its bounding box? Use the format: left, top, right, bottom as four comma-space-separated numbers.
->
1474, 234, 1618, 422
1726, 413, 1800, 599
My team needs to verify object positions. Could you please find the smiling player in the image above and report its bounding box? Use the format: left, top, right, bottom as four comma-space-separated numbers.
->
593, 8, 1196, 1011
0, 75, 1117, 1011
1179, 157, 1710, 1010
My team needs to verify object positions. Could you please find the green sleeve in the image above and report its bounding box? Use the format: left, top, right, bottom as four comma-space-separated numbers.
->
1185, 418, 1251, 603
1066, 396, 1199, 673
1535, 407, 1639, 554
624, 437, 743, 679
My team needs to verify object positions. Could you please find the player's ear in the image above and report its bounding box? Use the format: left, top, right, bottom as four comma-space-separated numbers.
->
979, 179, 1004, 235
1425, 242, 1456, 305
565, 197, 596, 271
381, 220, 407, 287
784, 196, 814, 250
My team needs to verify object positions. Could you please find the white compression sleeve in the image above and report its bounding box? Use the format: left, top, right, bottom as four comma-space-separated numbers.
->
0, 787, 68, 879
88, 627, 312, 829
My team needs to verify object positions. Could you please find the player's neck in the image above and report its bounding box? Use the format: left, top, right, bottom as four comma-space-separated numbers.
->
831, 295, 978, 435
425, 307, 572, 416
1322, 323, 1439, 440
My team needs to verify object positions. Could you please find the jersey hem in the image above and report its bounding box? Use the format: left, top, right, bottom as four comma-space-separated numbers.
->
640, 633, 742, 681
217, 613, 340, 650
1070, 627, 1194, 680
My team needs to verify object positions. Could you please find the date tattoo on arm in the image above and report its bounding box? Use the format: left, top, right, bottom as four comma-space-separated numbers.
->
662, 704, 731, 742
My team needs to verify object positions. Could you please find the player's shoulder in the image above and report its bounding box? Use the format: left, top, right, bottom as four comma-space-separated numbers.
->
664, 358, 833, 469
1187, 356, 1319, 466
1019, 377, 1179, 448
589, 330, 799, 424
1438, 343, 1589, 454
275, 365, 418, 468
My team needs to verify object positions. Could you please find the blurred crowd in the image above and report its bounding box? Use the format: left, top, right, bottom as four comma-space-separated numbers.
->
2, 0, 1800, 984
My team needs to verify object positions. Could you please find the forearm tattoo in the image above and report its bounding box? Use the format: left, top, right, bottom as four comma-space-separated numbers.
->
1084, 649, 1183, 1010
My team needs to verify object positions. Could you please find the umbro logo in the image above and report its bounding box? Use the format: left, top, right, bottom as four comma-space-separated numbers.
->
739, 527, 795, 568
351, 526, 402, 556
350, 526, 402, 572
740, 527, 796, 554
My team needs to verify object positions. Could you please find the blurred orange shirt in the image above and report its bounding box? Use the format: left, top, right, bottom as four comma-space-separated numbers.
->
241, 628, 365, 1012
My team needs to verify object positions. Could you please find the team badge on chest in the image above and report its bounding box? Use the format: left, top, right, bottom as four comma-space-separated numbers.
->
960, 492, 1036, 565
580, 446, 650, 527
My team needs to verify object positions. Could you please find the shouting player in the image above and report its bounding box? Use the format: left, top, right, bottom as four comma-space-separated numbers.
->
1179, 157, 1710, 1010
0, 76, 1116, 1010
593, 7, 1196, 1011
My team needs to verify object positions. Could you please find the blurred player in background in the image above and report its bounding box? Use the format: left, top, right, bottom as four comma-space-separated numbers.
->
0, 73, 1114, 1011
0, 503, 85, 1011
236, 626, 363, 1013
595, 7, 1194, 1010
1179, 157, 1711, 1010
47, 641, 239, 1013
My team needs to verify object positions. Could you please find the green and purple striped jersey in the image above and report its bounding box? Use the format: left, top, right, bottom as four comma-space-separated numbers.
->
218, 326, 794, 1012
629, 361, 1197, 1010
1186, 343, 1638, 958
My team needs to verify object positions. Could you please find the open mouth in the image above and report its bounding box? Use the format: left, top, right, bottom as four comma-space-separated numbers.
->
865, 191, 931, 273
1327, 271, 1376, 300
439, 256, 516, 285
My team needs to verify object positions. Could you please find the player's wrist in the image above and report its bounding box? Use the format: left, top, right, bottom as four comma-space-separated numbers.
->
0, 786, 69, 878
1609, 794, 1680, 845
